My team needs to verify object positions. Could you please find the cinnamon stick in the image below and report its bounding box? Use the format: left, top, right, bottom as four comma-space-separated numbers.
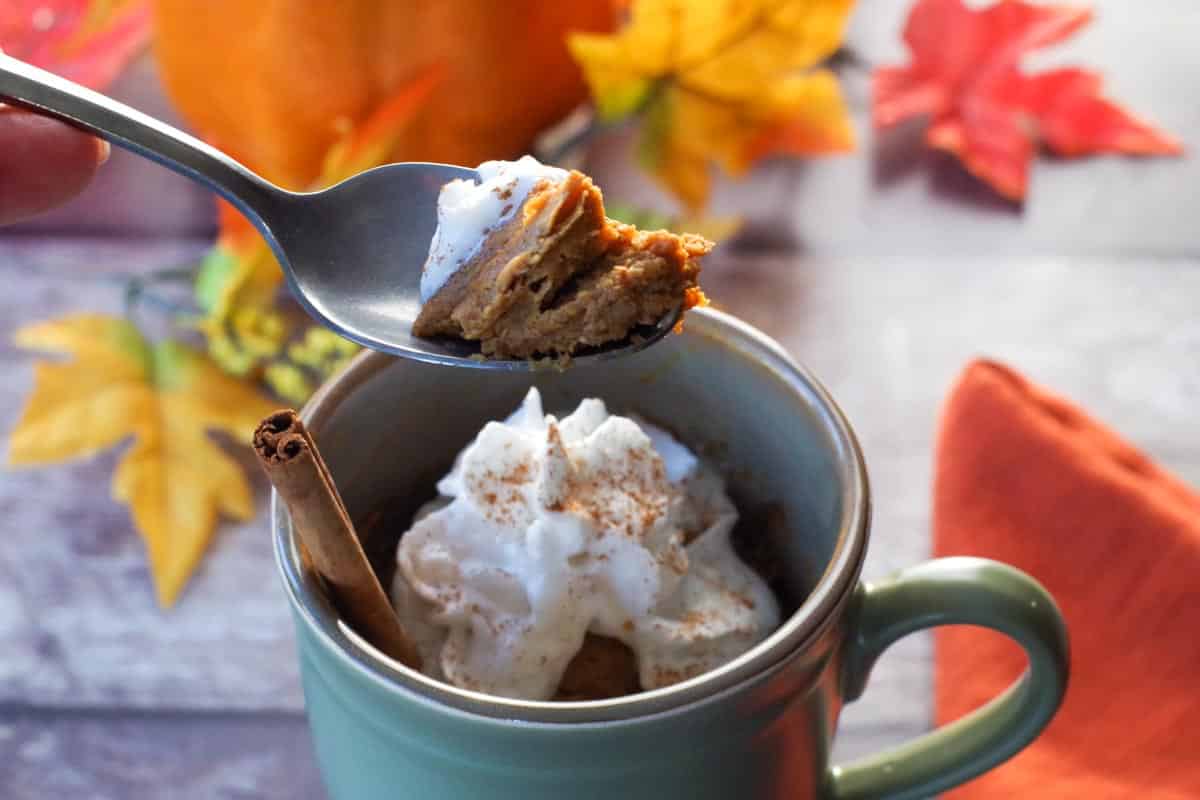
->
253, 409, 421, 670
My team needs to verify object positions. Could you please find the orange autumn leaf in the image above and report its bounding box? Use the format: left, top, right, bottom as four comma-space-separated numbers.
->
318, 64, 447, 186
0, 0, 151, 89
151, 0, 615, 191
873, 0, 1182, 200
8, 315, 277, 606
208, 65, 446, 258
569, 0, 856, 211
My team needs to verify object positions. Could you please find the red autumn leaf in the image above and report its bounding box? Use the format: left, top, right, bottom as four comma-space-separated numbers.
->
873, 0, 1182, 200
0, 1, 151, 91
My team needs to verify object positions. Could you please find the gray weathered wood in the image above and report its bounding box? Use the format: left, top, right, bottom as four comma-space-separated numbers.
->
0, 708, 323, 800
0, 239, 302, 714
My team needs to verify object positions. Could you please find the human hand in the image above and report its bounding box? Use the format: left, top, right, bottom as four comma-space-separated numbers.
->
0, 106, 108, 225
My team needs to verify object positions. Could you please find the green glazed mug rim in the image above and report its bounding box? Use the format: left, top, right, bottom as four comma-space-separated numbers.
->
273, 307, 871, 724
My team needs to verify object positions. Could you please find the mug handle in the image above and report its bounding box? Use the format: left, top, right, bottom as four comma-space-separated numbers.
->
826, 557, 1070, 800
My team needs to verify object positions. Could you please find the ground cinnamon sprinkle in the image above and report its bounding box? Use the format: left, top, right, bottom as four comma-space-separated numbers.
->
502, 461, 532, 484
679, 610, 710, 632
658, 546, 688, 575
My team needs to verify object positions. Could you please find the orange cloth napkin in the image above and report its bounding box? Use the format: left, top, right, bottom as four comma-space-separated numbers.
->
933, 360, 1200, 799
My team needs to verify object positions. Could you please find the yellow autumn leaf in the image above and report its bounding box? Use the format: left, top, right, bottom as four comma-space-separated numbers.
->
8, 315, 277, 607
569, 0, 857, 210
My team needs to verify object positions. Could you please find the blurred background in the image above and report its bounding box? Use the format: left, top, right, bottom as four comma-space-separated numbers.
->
2, 1, 1197, 797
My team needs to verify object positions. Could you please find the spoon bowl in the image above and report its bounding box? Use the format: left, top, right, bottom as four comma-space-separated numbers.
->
0, 54, 680, 369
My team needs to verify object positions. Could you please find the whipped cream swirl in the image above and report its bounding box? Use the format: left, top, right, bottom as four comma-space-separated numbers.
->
392, 388, 779, 700
420, 156, 567, 302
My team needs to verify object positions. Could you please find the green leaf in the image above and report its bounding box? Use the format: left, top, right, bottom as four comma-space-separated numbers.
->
606, 202, 673, 231
596, 77, 656, 122
193, 248, 239, 314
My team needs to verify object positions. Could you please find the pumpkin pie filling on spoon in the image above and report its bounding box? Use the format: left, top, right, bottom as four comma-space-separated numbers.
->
413, 156, 710, 359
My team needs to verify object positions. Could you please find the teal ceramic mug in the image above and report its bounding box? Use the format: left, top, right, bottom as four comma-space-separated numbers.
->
273, 308, 1069, 799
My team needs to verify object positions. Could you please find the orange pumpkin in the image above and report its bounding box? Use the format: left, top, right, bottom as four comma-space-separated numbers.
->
149, 1, 615, 189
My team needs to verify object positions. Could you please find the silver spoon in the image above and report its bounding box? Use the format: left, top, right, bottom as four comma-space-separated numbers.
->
0, 53, 679, 370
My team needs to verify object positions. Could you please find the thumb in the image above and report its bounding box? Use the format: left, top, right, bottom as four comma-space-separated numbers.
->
0, 106, 108, 226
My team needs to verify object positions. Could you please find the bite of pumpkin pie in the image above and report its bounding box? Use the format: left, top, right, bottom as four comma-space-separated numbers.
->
413, 158, 710, 360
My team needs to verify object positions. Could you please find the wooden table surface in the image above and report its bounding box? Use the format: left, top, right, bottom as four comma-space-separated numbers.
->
3, 2, 1198, 797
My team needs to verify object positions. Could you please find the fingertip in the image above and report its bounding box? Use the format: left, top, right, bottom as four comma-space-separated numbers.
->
0, 109, 107, 225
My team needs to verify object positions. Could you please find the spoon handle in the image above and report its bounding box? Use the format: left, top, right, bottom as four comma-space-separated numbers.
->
0, 52, 282, 224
